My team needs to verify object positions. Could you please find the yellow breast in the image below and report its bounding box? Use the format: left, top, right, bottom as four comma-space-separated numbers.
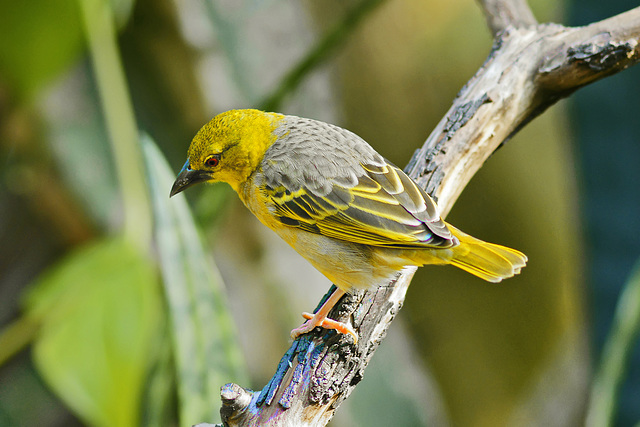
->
238, 173, 407, 292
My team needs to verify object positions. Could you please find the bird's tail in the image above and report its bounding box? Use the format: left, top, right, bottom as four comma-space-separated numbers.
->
445, 224, 527, 283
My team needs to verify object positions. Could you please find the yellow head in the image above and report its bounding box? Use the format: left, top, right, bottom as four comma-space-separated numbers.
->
170, 109, 284, 196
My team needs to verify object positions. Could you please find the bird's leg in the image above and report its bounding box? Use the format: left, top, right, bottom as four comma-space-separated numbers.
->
290, 288, 358, 343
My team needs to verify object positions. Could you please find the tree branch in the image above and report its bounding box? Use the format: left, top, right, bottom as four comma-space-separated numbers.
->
476, 0, 537, 35
209, 4, 640, 427
537, 7, 640, 92
407, 6, 640, 216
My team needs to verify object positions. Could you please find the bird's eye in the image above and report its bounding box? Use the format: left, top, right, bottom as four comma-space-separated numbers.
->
205, 155, 220, 168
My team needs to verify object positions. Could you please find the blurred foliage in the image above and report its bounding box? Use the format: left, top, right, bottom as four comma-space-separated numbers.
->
587, 259, 640, 427
26, 237, 161, 427
41, 64, 120, 229
0, 0, 639, 426
144, 135, 247, 424
78, 0, 151, 247
119, 0, 210, 162
0, 0, 84, 102
1, 0, 246, 425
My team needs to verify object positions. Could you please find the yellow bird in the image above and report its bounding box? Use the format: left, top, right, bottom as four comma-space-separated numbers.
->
170, 109, 527, 343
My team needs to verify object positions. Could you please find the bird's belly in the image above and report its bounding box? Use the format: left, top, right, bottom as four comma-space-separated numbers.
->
239, 181, 411, 292
273, 227, 406, 293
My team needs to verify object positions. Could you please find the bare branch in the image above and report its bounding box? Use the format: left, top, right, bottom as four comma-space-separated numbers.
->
216, 273, 416, 426
408, 8, 640, 215
212, 4, 640, 427
476, 0, 537, 35
537, 7, 640, 92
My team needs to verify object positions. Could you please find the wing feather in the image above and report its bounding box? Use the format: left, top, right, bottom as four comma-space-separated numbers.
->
266, 158, 456, 249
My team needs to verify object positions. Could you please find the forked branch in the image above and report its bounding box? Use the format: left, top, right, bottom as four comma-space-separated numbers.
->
209, 3, 640, 426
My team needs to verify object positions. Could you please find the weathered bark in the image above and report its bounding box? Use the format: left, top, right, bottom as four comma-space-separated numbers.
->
206, 3, 640, 426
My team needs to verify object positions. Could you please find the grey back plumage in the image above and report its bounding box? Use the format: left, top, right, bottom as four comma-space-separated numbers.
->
264, 116, 385, 196
260, 115, 456, 247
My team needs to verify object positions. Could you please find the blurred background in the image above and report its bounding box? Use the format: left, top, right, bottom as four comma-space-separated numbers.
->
1, 0, 639, 426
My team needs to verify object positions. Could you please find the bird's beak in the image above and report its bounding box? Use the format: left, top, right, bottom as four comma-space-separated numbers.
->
170, 160, 212, 197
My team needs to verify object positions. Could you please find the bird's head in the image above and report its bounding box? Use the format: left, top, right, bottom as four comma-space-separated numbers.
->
170, 109, 283, 197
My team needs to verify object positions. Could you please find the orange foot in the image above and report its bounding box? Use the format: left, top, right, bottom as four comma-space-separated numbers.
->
297, 312, 358, 343
289, 288, 358, 343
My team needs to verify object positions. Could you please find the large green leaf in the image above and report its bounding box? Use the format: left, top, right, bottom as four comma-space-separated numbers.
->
142, 135, 247, 425
25, 237, 162, 427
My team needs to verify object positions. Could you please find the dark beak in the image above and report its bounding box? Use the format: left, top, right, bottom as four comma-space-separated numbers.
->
170, 160, 212, 197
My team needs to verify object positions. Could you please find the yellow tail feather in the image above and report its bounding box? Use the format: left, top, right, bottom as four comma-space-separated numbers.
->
446, 224, 527, 283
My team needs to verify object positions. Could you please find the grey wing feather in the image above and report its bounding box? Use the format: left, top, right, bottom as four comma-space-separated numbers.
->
262, 115, 456, 247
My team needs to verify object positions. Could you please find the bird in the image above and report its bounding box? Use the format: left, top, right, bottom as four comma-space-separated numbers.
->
170, 109, 527, 344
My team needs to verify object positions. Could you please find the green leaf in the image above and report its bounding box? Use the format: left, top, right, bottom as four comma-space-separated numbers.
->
25, 237, 162, 427
142, 135, 248, 425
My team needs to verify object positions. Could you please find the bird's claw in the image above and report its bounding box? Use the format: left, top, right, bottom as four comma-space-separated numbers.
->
290, 312, 358, 344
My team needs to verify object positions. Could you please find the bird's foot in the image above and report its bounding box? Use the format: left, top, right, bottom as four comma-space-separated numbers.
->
290, 311, 358, 344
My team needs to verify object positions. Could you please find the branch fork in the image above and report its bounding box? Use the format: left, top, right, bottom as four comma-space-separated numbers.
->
209, 3, 640, 426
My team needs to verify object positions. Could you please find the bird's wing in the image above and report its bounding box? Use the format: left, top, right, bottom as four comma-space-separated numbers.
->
265, 159, 457, 249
